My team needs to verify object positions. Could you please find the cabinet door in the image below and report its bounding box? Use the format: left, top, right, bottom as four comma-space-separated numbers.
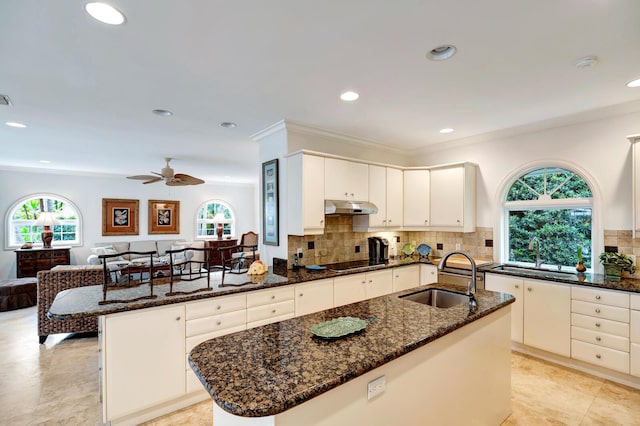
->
349, 161, 369, 201
104, 304, 185, 421
430, 166, 464, 227
485, 273, 524, 343
632, 343, 640, 377
368, 165, 387, 228
366, 269, 393, 299
324, 158, 350, 200
523, 279, 571, 357
287, 154, 325, 235
295, 278, 334, 316
392, 265, 420, 292
334, 273, 367, 307
403, 170, 430, 227
386, 167, 403, 228
420, 264, 438, 285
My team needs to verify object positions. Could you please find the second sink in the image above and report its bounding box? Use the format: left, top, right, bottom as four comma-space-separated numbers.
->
399, 288, 469, 309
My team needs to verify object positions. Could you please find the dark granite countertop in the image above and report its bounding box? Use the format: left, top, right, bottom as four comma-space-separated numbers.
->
188, 283, 515, 418
481, 264, 640, 293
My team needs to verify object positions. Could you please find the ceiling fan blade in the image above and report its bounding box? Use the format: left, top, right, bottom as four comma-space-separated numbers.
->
142, 177, 163, 184
165, 179, 186, 186
127, 175, 158, 181
174, 173, 205, 185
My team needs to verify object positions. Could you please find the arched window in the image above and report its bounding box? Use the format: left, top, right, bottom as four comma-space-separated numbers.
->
503, 167, 593, 271
195, 200, 235, 238
6, 194, 82, 248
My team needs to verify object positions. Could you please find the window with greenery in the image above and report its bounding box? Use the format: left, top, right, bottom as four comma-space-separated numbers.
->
195, 200, 235, 238
7, 195, 81, 247
505, 167, 593, 270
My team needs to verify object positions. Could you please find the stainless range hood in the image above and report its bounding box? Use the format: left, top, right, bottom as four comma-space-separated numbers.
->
325, 200, 378, 215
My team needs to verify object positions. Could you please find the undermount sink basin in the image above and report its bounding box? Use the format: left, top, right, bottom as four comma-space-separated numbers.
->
491, 264, 576, 279
399, 288, 470, 309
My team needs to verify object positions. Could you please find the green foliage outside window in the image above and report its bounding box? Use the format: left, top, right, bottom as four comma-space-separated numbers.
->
10, 196, 78, 244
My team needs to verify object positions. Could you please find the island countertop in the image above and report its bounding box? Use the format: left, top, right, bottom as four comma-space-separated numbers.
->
188, 283, 515, 418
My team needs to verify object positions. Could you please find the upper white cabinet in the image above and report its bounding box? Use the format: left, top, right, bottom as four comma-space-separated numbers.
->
324, 158, 369, 201
355, 165, 403, 230
287, 153, 325, 235
629, 134, 640, 237
429, 164, 476, 232
403, 169, 430, 228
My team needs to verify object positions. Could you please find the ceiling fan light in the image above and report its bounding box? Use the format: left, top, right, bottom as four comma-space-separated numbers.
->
85, 2, 126, 25
626, 78, 640, 88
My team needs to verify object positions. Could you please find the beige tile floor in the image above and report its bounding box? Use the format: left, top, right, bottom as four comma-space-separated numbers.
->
2, 306, 640, 425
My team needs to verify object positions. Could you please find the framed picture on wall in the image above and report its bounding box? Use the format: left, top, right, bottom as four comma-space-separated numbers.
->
102, 198, 139, 236
148, 199, 180, 234
262, 159, 279, 246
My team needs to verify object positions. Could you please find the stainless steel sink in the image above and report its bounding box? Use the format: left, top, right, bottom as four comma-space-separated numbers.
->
399, 288, 470, 309
491, 264, 576, 279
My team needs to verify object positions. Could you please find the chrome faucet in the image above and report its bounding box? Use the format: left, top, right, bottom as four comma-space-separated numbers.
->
438, 251, 477, 298
528, 237, 543, 268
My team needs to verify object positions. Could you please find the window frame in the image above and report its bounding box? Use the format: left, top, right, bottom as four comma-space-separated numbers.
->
5, 193, 83, 249
495, 161, 603, 273
194, 199, 236, 240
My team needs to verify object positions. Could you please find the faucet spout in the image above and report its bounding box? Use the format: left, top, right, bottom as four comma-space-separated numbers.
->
528, 237, 543, 268
438, 251, 477, 297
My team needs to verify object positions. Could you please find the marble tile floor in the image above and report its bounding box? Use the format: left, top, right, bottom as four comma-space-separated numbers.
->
2, 306, 640, 425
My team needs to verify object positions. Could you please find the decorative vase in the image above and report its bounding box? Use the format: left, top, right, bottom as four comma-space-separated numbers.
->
603, 263, 622, 281
576, 261, 586, 272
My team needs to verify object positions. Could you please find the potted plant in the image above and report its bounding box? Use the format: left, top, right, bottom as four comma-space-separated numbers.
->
598, 252, 636, 281
576, 246, 586, 272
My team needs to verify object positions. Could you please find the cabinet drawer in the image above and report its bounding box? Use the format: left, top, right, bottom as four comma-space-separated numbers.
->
571, 339, 629, 374
186, 294, 246, 320
571, 313, 629, 337
246, 300, 295, 323
571, 300, 629, 323
572, 286, 629, 308
571, 326, 629, 352
632, 343, 640, 377
632, 310, 640, 343
246, 287, 294, 308
185, 323, 246, 353
186, 309, 246, 337
632, 294, 640, 311
247, 313, 295, 329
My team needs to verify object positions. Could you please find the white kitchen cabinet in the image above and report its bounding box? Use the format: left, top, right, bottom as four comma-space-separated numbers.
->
629, 134, 640, 237
324, 158, 369, 201
287, 153, 325, 235
631, 294, 640, 377
295, 278, 334, 316
366, 269, 394, 299
485, 273, 524, 343
403, 169, 430, 228
420, 264, 438, 285
102, 304, 186, 422
392, 265, 420, 292
429, 163, 476, 232
523, 279, 571, 357
359, 165, 403, 230
246, 286, 295, 328
334, 273, 367, 307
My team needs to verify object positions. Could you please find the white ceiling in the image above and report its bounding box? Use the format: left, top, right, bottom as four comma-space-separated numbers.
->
1, 0, 640, 184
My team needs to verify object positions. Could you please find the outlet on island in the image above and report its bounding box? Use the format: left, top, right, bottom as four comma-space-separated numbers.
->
296, 248, 303, 259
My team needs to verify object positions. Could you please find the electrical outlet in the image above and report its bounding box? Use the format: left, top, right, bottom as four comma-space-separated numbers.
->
367, 375, 386, 400
455, 243, 461, 250
296, 248, 303, 259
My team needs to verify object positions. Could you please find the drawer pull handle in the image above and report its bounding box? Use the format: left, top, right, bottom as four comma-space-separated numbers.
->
595, 323, 601, 327
395, 275, 399, 278
271, 295, 276, 300
361, 281, 366, 284
527, 287, 532, 291
596, 354, 602, 359
369, 280, 373, 283
272, 309, 276, 314
217, 305, 221, 310
595, 308, 601, 314
216, 321, 222, 326
596, 336, 601, 341
176, 316, 181, 321
299, 293, 304, 297
595, 295, 601, 300
514, 284, 519, 289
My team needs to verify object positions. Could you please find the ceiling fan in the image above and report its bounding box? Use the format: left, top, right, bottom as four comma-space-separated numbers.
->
127, 157, 205, 186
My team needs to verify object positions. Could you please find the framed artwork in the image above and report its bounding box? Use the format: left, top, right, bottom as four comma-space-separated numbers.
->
102, 198, 139, 236
148, 199, 180, 234
262, 158, 279, 246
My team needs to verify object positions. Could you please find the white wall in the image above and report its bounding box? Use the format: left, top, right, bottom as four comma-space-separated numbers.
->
0, 169, 257, 279
408, 111, 640, 231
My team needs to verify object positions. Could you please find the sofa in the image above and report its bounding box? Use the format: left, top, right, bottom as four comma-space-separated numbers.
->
87, 239, 206, 268
37, 265, 104, 344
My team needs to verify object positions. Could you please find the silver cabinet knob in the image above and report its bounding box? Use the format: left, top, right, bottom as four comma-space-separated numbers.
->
595, 322, 601, 327
596, 354, 602, 359
595, 295, 601, 300
382, 220, 386, 223
216, 321, 222, 326
395, 275, 399, 278
344, 192, 348, 197
216, 305, 221, 310
515, 284, 519, 289
320, 219, 324, 224
272, 309, 276, 314
271, 295, 275, 299
595, 308, 601, 313
361, 281, 366, 284
388, 219, 392, 223
596, 336, 602, 341
176, 316, 181, 321
369, 280, 373, 283
299, 293, 304, 297
527, 287, 532, 291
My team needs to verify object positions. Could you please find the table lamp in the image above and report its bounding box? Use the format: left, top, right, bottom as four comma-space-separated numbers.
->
212, 213, 229, 239
34, 211, 60, 248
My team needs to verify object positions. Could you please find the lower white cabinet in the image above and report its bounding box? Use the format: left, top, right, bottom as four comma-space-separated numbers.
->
366, 269, 394, 299
420, 264, 438, 285
246, 286, 295, 329
295, 278, 334, 316
485, 273, 524, 343
392, 265, 420, 292
334, 269, 394, 306
631, 294, 640, 377
101, 304, 186, 422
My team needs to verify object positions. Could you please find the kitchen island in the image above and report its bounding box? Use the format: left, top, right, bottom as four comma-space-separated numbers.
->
189, 284, 515, 426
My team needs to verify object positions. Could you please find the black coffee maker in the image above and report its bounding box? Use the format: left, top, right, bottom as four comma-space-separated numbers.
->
368, 237, 389, 264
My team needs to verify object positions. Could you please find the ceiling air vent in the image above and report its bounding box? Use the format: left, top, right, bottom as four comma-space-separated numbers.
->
0, 95, 12, 106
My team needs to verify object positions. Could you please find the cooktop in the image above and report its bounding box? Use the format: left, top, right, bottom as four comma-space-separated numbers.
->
324, 260, 388, 272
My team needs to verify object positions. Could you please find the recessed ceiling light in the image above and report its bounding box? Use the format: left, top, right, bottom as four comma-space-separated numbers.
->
152, 109, 173, 116
627, 78, 640, 88
85, 2, 126, 25
39, 160, 51, 164
5, 121, 27, 128
427, 45, 457, 61
439, 128, 454, 134
340, 91, 359, 101
219, 122, 237, 128
575, 55, 598, 69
